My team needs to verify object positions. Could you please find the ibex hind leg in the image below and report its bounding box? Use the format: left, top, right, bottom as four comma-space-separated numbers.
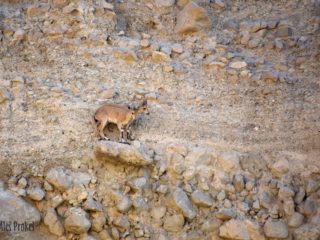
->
99, 119, 110, 141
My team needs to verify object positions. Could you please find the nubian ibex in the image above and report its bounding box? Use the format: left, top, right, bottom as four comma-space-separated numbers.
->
94, 100, 149, 143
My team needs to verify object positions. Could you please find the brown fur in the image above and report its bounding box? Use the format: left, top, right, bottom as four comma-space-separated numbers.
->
94, 101, 148, 142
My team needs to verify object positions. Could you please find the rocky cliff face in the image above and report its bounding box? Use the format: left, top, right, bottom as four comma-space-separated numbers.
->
0, 0, 319, 239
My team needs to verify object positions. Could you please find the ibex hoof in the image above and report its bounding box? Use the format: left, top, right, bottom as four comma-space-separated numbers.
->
99, 137, 110, 141
120, 140, 130, 145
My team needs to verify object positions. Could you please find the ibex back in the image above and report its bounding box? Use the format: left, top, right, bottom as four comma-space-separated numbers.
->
94, 100, 148, 143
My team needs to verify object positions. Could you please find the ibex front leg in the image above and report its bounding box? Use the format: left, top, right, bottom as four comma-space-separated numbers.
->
117, 124, 128, 144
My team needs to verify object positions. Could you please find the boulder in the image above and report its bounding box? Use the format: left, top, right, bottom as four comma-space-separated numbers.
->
217, 151, 241, 172
191, 190, 213, 207
94, 141, 153, 166
293, 224, 320, 240
263, 219, 288, 239
43, 208, 64, 236
219, 219, 250, 240
0, 187, 41, 224
163, 214, 185, 232
64, 207, 91, 234
46, 167, 73, 191
172, 187, 197, 220
27, 186, 45, 201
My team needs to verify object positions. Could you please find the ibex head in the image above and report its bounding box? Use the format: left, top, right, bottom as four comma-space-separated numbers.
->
134, 99, 149, 115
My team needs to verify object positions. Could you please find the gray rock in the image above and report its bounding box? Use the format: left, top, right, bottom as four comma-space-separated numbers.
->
71, 172, 92, 186
128, 177, 148, 192
172, 187, 197, 220
64, 207, 91, 234
43, 208, 64, 236
293, 224, 320, 240
275, 39, 285, 50
294, 187, 305, 204
253, 200, 260, 210
160, 45, 172, 55
113, 216, 130, 232
248, 38, 261, 48
288, 212, 304, 228
163, 214, 185, 232
267, 20, 279, 29
191, 190, 213, 207
258, 191, 272, 209
275, 27, 293, 37
298, 198, 317, 216
240, 21, 263, 33
17, 177, 28, 189
174, 2, 211, 35
155, 0, 175, 8
215, 208, 237, 220
263, 218, 288, 239
94, 141, 153, 166
306, 179, 320, 195
111, 191, 132, 213
83, 197, 103, 212
46, 167, 73, 191
0, 188, 41, 224
132, 196, 149, 210
278, 186, 295, 199
27, 186, 45, 201
233, 174, 245, 192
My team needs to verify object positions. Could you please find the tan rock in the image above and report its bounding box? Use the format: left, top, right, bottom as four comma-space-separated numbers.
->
64, 207, 91, 234
140, 39, 150, 48
26, 6, 44, 18
113, 48, 138, 63
0, 87, 10, 104
245, 220, 266, 240
44, 208, 64, 236
219, 219, 250, 240
174, 2, 212, 35
270, 159, 290, 177
52, 0, 69, 8
163, 214, 185, 232
217, 151, 241, 172
99, 229, 113, 240
229, 61, 247, 69
94, 141, 153, 166
151, 51, 170, 63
